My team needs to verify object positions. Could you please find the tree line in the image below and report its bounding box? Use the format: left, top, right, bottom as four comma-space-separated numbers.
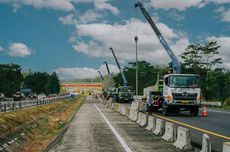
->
113, 41, 230, 102
0, 64, 60, 97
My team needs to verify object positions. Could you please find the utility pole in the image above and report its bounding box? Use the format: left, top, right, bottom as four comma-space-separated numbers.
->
135, 36, 138, 95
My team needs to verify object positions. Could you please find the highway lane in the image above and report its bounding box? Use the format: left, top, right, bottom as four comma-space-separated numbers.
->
122, 102, 230, 152
49, 97, 182, 152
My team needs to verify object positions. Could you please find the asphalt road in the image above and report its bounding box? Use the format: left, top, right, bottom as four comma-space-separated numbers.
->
49, 97, 184, 152
122, 102, 230, 152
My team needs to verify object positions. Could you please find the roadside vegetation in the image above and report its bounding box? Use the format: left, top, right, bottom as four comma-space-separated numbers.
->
0, 95, 85, 152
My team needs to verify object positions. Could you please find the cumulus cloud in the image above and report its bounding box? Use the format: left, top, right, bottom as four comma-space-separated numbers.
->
78, 10, 103, 24
8, 42, 33, 57
59, 14, 77, 25
215, 7, 230, 22
55, 64, 119, 79
0, 46, 3, 52
0, 0, 75, 12
149, 0, 202, 11
206, 36, 230, 69
149, 0, 230, 11
94, 0, 119, 15
71, 18, 189, 65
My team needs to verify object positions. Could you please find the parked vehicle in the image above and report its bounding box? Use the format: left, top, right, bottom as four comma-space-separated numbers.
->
28, 93, 38, 100
0, 93, 6, 102
37, 93, 46, 99
13, 92, 25, 101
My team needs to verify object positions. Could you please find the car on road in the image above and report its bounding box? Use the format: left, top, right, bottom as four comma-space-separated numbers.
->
37, 93, 46, 99
0, 93, 6, 102
13, 92, 25, 101
28, 93, 38, 100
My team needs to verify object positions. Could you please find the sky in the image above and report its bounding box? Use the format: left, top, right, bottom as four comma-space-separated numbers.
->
0, 0, 229, 79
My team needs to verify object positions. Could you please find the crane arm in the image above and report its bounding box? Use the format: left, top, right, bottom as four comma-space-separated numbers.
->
98, 70, 108, 91
135, 1, 181, 74
109, 47, 128, 86
104, 61, 115, 88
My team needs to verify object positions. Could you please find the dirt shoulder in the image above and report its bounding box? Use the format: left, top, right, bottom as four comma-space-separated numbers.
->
0, 95, 85, 152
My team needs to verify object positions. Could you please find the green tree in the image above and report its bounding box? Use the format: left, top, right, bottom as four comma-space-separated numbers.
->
180, 41, 223, 100
113, 61, 167, 95
0, 64, 23, 96
46, 72, 60, 94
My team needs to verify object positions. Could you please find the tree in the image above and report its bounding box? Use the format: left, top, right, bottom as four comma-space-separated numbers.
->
0, 64, 23, 96
46, 72, 60, 94
113, 61, 167, 95
180, 41, 223, 100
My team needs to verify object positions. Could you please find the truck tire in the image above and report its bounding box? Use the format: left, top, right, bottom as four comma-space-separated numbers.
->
162, 105, 168, 116
190, 107, 199, 116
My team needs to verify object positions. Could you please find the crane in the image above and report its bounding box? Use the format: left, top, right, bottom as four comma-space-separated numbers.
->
109, 47, 128, 86
135, 1, 201, 116
135, 1, 181, 74
104, 61, 115, 88
97, 70, 108, 91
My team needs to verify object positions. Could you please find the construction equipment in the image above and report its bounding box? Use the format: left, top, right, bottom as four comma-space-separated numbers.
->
135, 1, 202, 116
109, 47, 134, 103
104, 61, 115, 88
97, 70, 109, 99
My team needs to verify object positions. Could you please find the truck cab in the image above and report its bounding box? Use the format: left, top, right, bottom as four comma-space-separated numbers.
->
162, 74, 202, 116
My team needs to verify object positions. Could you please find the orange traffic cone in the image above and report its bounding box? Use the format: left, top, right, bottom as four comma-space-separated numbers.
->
202, 105, 207, 117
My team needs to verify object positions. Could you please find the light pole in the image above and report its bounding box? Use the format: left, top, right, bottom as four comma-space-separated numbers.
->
134, 36, 138, 95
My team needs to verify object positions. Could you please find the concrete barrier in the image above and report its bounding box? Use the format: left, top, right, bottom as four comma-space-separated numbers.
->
145, 116, 156, 131
153, 119, 164, 136
136, 112, 142, 124
139, 113, 148, 127
120, 105, 126, 115
125, 107, 130, 117
130, 100, 140, 110
173, 127, 192, 150
161, 122, 175, 142
223, 142, 230, 152
200, 134, 211, 152
111, 102, 115, 109
132, 110, 139, 122
128, 109, 134, 120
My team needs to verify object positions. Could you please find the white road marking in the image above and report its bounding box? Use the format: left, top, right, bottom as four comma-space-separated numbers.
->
94, 103, 133, 152
207, 109, 230, 114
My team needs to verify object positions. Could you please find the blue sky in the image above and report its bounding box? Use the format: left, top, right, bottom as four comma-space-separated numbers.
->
0, 0, 229, 79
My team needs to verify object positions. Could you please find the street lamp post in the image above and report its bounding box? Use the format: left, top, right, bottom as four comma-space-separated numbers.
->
134, 36, 138, 95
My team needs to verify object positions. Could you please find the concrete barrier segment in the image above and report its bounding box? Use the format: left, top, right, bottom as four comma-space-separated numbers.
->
153, 118, 164, 136
125, 107, 130, 117
132, 110, 139, 122
223, 142, 230, 152
161, 122, 175, 142
145, 116, 156, 131
128, 109, 134, 120
173, 127, 192, 151
200, 134, 211, 152
136, 112, 142, 124
139, 113, 148, 127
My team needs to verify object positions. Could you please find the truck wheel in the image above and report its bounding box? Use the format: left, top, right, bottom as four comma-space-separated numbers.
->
162, 106, 168, 116
190, 107, 199, 116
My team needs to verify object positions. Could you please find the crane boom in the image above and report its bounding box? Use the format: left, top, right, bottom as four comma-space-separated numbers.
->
104, 61, 115, 88
97, 70, 108, 91
135, 1, 181, 74
109, 47, 128, 86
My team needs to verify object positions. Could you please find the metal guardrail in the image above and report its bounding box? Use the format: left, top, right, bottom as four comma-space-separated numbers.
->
0, 95, 70, 112
201, 101, 222, 107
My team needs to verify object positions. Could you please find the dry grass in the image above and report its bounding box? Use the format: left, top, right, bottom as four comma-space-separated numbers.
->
0, 96, 85, 152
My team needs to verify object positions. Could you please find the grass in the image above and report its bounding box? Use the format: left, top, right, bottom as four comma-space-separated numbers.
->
0, 95, 86, 152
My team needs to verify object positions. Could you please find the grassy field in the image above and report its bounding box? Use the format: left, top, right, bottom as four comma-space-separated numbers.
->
0, 95, 86, 152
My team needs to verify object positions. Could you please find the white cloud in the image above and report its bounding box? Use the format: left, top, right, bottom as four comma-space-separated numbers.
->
149, 0, 230, 11
206, 36, 230, 69
78, 10, 103, 24
0, 0, 75, 12
214, 7, 230, 22
59, 14, 77, 25
94, 0, 119, 15
0, 46, 3, 52
150, 0, 202, 11
55, 64, 119, 79
72, 19, 189, 65
8, 42, 33, 57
